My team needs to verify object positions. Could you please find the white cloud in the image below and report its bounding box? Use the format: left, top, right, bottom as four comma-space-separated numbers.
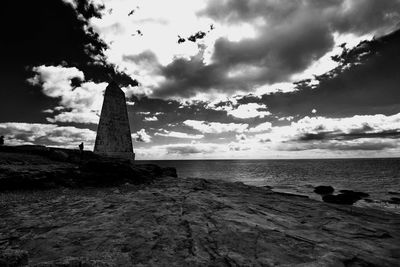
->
248, 122, 272, 133
28, 65, 84, 97
0, 122, 96, 149
47, 111, 100, 124
28, 65, 108, 124
155, 130, 204, 139
132, 128, 151, 143
183, 120, 248, 134
255, 113, 400, 151
144, 116, 158, 121
227, 103, 271, 119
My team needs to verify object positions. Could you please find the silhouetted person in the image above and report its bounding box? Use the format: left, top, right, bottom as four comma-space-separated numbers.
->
79, 142, 84, 160
0, 136, 4, 146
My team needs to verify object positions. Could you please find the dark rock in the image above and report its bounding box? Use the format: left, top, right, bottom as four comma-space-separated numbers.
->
323, 193, 361, 205
339, 190, 369, 198
314, 185, 334, 195
388, 197, 400, 204
32, 256, 115, 267
79, 160, 156, 186
388, 191, 400, 195
0, 249, 29, 267
322, 189, 370, 205
161, 167, 178, 178
46, 149, 69, 162
0, 146, 177, 191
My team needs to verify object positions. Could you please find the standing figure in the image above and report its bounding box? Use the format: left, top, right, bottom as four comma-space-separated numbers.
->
79, 142, 84, 160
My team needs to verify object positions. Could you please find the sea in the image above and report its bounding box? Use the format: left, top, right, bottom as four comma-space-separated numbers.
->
139, 158, 400, 213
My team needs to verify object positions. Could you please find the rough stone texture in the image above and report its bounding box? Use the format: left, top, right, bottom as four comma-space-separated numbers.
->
0, 177, 399, 266
0, 146, 175, 190
0, 249, 28, 267
94, 82, 134, 159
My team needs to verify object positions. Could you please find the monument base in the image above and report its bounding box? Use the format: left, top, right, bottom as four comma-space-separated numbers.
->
95, 152, 135, 161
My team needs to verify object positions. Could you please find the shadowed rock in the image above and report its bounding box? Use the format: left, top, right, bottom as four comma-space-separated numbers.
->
339, 190, 370, 198
322, 190, 370, 205
0, 146, 176, 191
0, 249, 28, 267
388, 197, 400, 204
314, 185, 334, 195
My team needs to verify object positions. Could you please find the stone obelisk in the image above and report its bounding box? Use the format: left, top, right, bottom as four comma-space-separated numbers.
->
94, 81, 135, 160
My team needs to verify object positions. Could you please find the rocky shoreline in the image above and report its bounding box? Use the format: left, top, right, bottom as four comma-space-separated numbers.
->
1, 146, 400, 266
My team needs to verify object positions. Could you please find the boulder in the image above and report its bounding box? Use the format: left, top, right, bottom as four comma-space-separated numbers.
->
323, 193, 361, 205
339, 190, 369, 198
314, 185, 334, 195
0, 249, 29, 267
388, 197, 400, 204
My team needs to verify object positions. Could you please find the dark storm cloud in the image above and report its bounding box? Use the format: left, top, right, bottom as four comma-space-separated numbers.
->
279, 140, 398, 151
153, 0, 400, 98
221, 28, 400, 119
200, 0, 400, 34
0, 0, 136, 123
155, 21, 333, 98
297, 130, 400, 142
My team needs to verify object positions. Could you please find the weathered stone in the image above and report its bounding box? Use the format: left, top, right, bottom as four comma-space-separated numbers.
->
94, 82, 134, 160
1, 177, 399, 266
322, 190, 370, 205
339, 189, 370, 198
314, 185, 334, 195
0, 147, 176, 191
323, 193, 361, 205
32, 257, 115, 267
0, 249, 28, 267
388, 197, 400, 204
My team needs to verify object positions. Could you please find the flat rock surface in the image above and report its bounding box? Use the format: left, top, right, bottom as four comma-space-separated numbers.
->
1, 177, 399, 266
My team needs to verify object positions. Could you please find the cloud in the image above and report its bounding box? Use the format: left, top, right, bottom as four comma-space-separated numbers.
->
144, 116, 158, 122
152, 0, 400, 98
132, 129, 151, 143
0, 122, 96, 149
226, 103, 271, 119
155, 130, 204, 139
258, 113, 400, 151
183, 120, 248, 134
28, 65, 108, 124
226, 29, 400, 119
165, 143, 219, 155
28, 65, 85, 97
248, 122, 272, 133
200, 0, 400, 35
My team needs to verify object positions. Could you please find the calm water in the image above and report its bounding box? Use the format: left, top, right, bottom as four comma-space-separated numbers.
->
139, 158, 400, 212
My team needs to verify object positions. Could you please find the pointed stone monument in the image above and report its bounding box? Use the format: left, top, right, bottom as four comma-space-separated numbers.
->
94, 81, 135, 160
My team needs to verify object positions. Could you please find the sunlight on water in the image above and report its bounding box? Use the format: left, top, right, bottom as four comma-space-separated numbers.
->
140, 158, 400, 213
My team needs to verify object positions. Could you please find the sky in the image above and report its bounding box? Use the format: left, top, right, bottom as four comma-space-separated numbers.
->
1, 0, 400, 159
